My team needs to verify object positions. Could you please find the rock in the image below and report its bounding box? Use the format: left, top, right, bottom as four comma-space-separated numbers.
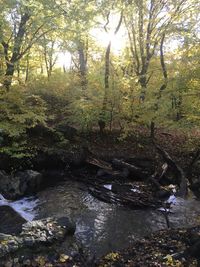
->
0, 217, 76, 258
15, 170, 42, 195
0, 206, 26, 234
0, 170, 43, 200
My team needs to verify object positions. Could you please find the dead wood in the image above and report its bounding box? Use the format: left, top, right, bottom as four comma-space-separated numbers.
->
158, 163, 168, 181
86, 157, 112, 171
153, 142, 188, 198
112, 158, 148, 180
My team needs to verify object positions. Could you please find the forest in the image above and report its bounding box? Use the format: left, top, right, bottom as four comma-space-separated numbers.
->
0, 0, 200, 266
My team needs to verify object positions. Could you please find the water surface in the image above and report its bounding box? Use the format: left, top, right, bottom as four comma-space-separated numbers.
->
34, 181, 200, 256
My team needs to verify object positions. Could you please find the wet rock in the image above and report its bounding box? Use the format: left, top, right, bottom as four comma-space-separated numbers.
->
0, 170, 42, 200
0, 217, 76, 258
0, 206, 26, 234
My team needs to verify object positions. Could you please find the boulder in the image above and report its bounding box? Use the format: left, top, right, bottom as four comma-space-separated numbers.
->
0, 170, 42, 200
15, 170, 42, 195
0, 217, 76, 258
0, 206, 26, 234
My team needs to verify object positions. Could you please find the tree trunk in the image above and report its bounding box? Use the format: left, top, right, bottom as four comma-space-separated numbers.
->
150, 121, 155, 139
99, 11, 123, 134
2, 12, 31, 90
139, 72, 148, 102
4, 63, 15, 91
78, 43, 87, 90
25, 54, 30, 83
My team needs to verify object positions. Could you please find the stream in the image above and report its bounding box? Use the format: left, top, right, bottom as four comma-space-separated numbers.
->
1, 180, 200, 257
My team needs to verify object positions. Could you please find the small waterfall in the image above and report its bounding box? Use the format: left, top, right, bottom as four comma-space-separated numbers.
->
0, 194, 9, 205
0, 193, 38, 221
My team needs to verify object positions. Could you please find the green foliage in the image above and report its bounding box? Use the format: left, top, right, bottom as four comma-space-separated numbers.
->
28, 72, 80, 123
0, 86, 46, 137
0, 85, 46, 157
0, 0, 200, 159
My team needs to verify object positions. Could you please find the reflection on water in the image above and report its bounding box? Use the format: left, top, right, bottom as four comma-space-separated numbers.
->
35, 181, 200, 256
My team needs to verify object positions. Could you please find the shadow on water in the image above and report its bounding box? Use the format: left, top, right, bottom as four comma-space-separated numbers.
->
33, 180, 200, 257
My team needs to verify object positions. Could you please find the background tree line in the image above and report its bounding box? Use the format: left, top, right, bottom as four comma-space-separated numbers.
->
0, 0, 200, 156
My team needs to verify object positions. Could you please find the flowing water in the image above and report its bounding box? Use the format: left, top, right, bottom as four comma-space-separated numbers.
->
0, 194, 38, 221
35, 181, 200, 256
1, 180, 200, 257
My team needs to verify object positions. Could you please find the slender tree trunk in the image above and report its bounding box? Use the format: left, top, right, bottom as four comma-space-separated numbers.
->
103, 41, 111, 111
99, 11, 123, 135
139, 74, 147, 102
78, 44, 87, 90
150, 33, 168, 138
25, 54, 30, 83
150, 121, 155, 139
2, 12, 30, 90
98, 41, 111, 135
4, 63, 15, 91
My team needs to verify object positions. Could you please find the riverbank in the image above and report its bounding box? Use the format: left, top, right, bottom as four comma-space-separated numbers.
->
98, 225, 200, 267
0, 127, 200, 266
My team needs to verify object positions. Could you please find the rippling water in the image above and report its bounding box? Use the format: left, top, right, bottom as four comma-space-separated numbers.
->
1, 180, 199, 256
33, 181, 200, 256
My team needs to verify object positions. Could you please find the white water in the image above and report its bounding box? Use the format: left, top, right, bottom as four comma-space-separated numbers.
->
103, 184, 112, 190
0, 194, 38, 221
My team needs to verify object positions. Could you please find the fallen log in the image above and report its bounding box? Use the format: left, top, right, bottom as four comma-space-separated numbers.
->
86, 156, 112, 171
153, 142, 188, 198
97, 168, 129, 179
112, 159, 148, 180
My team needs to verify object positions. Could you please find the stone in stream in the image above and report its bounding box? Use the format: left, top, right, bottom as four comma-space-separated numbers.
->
0, 216, 76, 258
0, 206, 27, 234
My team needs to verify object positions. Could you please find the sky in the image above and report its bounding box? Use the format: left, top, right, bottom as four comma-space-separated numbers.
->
57, 13, 127, 68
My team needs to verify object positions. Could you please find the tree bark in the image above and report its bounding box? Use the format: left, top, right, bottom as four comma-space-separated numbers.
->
99, 11, 123, 134
2, 12, 30, 90
77, 40, 88, 90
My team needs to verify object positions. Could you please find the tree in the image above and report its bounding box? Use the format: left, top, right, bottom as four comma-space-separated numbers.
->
55, 0, 99, 91
124, 0, 190, 101
0, 0, 56, 90
96, 0, 124, 133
